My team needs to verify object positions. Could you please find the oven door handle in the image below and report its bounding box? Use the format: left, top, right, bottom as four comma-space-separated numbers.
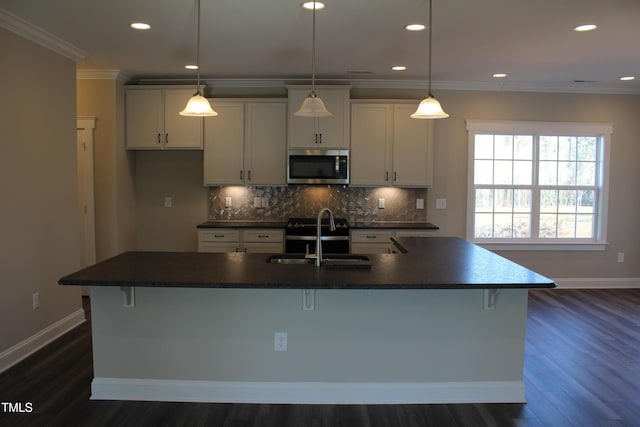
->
285, 235, 349, 241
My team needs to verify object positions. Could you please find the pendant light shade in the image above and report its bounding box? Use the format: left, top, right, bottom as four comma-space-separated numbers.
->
411, 0, 448, 119
294, 2, 331, 118
180, 0, 217, 117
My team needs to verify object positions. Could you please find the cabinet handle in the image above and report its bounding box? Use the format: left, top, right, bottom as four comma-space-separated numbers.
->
157, 133, 161, 144
258, 235, 269, 239
314, 133, 318, 144
165, 133, 168, 144
318, 133, 322, 144
385, 172, 389, 181
248, 170, 251, 181
366, 235, 377, 239
394, 171, 397, 181
214, 234, 225, 238
240, 170, 243, 180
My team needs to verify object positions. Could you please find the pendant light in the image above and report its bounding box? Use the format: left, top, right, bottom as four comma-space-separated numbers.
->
294, 2, 331, 117
411, 0, 449, 119
180, 0, 217, 117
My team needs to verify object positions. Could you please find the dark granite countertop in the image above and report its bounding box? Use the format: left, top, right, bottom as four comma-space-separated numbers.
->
197, 220, 438, 230
59, 237, 555, 290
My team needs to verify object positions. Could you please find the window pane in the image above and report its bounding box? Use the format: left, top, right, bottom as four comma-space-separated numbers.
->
494, 189, 513, 213
577, 162, 595, 186
577, 137, 597, 161
513, 161, 532, 185
558, 161, 576, 185
539, 161, 557, 185
494, 160, 513, 185
495, 135, 513, 159
494, 214, 514, 238
577, 190, 595, 213
514, 189, 532, 213
539, 136, 557, 160
514, 136, 533, 160
539, 214, 558, 238
475, 134, 494, 159
475, 213, 493, 238
558, 214, 576, 237
540, 190, 558, 213
475, 189, 493, 212
576, 214, 594, 238
558, 136, 577, 161
514, 214, 531, 238
559, 190, 577, 213
475, 160, 493, 184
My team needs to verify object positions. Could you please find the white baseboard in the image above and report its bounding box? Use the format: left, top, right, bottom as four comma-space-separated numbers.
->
0, 308, 85, 374
553, 277, 640, 289
91, 378, 526, 404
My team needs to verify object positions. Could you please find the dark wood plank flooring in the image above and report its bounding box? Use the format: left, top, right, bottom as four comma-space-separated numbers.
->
0, 289, 638, 426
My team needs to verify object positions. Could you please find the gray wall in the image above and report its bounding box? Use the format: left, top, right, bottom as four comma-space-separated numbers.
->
0, 27, 83, 354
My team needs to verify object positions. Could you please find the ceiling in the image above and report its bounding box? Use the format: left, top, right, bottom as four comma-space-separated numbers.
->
1, 0, 639, 93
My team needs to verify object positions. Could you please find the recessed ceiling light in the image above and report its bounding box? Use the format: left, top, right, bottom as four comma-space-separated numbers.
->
185, 65, 199, 70
620, 76, 636, 81
492, 73, 507, 78
301, 1, 325, 10
405, 23, 426, 31
574, 24, 597, 32
392, 66, 407, 71
130, 22, 151, 30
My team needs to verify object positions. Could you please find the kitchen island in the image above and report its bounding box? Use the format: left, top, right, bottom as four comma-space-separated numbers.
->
59, 237, 554, 404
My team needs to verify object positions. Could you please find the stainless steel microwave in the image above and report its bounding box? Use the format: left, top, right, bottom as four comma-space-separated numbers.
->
287, 149, 349, 185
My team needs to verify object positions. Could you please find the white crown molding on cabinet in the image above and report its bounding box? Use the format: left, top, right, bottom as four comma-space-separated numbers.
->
77, 69, 131, 82
0, 8, 86, 61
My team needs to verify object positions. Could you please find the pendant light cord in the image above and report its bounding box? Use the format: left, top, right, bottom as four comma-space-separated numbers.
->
427, 0, 433, 96
195, 0, 202, 95
311, 2, 317, 96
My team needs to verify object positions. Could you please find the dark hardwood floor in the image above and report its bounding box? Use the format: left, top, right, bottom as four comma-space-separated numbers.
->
1, 289, 638, 426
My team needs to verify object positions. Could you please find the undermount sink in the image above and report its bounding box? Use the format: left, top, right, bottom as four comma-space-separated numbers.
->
265, 254, 371, 269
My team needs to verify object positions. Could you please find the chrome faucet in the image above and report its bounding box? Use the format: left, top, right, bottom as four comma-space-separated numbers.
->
309, 207, 335, 267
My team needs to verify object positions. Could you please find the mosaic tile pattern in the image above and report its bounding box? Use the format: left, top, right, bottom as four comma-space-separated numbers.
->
208, 186, 429, 223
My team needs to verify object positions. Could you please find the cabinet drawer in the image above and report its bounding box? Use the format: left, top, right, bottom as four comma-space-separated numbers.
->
351, 243, 392, 254
198, 229, 240, 242
198, 242, 239, 253
243, 229, 284, 243
350, 230, 393, 243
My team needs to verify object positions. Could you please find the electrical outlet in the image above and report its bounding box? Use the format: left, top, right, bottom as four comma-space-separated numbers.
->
164, 197, 172, 208
436, 198, 447, 209
225, 197, 232, 208
416, 198, 424, 209
617, 252, 625, 263
254, 197, 262, 208
378, 198, 385, 209
32, 292, 39, 310
274, 332, 287, 351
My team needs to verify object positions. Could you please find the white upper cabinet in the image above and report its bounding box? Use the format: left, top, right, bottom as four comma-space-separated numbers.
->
287, 86, 350, 149
203, 100, 286, 186
125, 87, 203, 150
350, 102, 434, 187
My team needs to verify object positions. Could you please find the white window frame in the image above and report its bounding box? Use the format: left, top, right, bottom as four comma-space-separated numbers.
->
466, 120, 612, 251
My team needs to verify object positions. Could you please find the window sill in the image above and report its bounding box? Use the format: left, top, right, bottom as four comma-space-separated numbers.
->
473, 241, 608, 251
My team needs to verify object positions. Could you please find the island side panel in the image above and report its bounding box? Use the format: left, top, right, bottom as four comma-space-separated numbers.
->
89, 286, 528, 403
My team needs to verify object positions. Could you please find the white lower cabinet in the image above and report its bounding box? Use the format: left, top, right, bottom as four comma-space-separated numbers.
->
198, 229, 283, 253
350, 229, 436, 254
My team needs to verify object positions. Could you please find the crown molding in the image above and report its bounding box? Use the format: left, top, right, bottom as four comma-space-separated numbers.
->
0, 8, 86, 61
77, 69, 131, 82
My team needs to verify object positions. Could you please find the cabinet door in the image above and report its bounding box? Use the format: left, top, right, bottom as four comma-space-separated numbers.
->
288, 87, 350, 149
163, 89, 204, 149
350, 104, 393, 186
245, 103, 287, 185
126, 89, 163, 149
392, 104, 434, 186
203, 103, 245, 185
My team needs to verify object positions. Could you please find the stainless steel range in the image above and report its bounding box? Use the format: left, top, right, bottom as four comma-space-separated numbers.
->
285, 217, 350, 254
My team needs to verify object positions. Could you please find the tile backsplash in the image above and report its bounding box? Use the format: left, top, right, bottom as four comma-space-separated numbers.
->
208, 186, 428, 223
